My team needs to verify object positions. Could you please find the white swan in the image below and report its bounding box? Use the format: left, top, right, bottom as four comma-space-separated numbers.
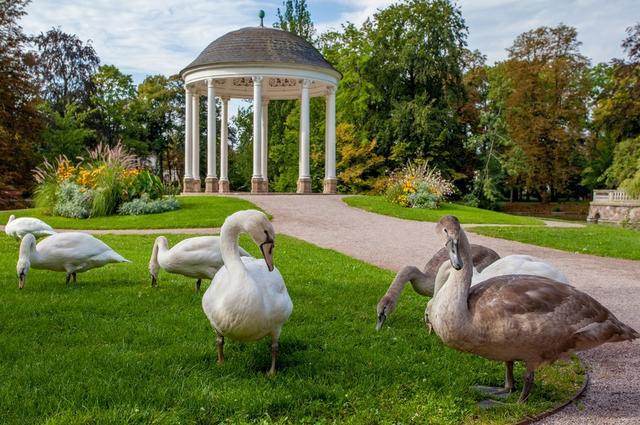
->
149, 236, 252, 291
5, 215, 56, 240
202, 210, 293, 375
427, 216, 638, 403
17, 233, 130, 289
433, 254, 569, 296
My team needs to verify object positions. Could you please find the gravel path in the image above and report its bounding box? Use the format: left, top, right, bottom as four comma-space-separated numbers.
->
234, 194, 640, 425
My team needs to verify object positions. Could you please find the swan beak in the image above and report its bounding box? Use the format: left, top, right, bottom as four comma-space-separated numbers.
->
18, 272, 25, 289
376, 313, 387, 331
260, 242, 275, 272
446, 238, 463, 270
151, 275, 157, 287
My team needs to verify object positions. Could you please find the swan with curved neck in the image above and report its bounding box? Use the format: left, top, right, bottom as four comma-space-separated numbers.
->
427, 215, 638, 403
149, 236, 251, 291
17, 232, 130, 289
375, 244, 499, 330
201, 210, 292, 375
5, 215, 56, 241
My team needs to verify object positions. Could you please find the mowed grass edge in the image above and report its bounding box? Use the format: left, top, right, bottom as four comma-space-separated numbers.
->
0, 234, 583, 424
0, 196, 260, 230
468, 224, 640, 261
343, 195, 544, 225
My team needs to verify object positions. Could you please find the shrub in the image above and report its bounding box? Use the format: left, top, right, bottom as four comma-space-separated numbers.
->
118, 195, 180, 216
32, 143, 180, 218
53, 181, 94, 218
385, 160, 455, 209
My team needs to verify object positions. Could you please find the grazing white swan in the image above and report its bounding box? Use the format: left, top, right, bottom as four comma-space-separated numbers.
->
5, 215, 56, 240
202, 210, 293, 375
427, 216, 638, 403
17, 233, 130, 289
149, 236, 252, 291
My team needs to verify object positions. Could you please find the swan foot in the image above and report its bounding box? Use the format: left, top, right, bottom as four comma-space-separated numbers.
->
65, 273, 71, 286
473, 385, 513, 399
195, 279, 201, 292
216, 334, 225, 364
268, 340, 279, 376
478, 399, 506, 409
72, 272, 76, 283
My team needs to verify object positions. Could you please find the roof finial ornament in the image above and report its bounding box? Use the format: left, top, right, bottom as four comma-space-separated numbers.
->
259, 10, 265, 27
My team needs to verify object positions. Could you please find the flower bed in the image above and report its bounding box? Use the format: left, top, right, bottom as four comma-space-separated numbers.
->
34, 143, 179, 218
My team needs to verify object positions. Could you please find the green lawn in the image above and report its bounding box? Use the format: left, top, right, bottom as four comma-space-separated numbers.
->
344, 195, 544, 225
1, 233, 583, 424
0, 196, 259, 229
469, 224, 640, 261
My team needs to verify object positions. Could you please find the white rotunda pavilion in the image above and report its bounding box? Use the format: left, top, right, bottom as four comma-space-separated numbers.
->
180, 26, 340, 194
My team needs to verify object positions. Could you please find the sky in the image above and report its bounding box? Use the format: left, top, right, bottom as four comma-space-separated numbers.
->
20, 0, 639, 96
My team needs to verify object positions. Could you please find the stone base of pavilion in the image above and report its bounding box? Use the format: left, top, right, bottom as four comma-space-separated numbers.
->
181, 177, 338, 195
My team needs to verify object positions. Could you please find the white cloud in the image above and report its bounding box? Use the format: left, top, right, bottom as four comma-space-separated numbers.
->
21, 0, 639, 82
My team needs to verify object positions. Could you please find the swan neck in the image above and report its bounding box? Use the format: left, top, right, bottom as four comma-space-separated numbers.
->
442, 230, 474, 312
220, 217, 245, 273
150, 237, 167, 268
19, 236, 37, 263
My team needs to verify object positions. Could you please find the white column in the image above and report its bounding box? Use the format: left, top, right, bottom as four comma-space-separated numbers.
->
206, 79, 217, 178
191, 93, 200, 190
183, 86, 193, 190
251, 76, 263, 192
205, 79, 218, 192
261, 98, 269, 191
219, 97, 229, 193
298, 78, 311, 193
324, 85, 337, 194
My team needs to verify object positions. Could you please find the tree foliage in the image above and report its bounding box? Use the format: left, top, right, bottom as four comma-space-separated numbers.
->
0, 0, 44, 200
33, 27, 99, 113
503, 24, 591, 201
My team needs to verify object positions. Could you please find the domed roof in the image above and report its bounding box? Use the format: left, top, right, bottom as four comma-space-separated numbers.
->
182, 27, 337, 75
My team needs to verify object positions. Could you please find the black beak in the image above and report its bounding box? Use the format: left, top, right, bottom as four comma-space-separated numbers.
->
446, 238, 463, 270
18, 272, 25, 289
260, 238, 274, 272
376, 312, 387, 331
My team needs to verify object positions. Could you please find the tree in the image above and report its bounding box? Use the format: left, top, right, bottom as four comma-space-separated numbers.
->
274, 0, 315, 42
33, 27, 99, 113
39, 102, 95, 161
0, 0, 44, 201
136, 74, 184, 178
504, 24, 591, 201
597, 23, 640, 196
90, 65, 145, 154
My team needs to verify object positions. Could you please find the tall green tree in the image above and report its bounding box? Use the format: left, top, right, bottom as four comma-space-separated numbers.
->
90, 65, 145, 154
33, 27, 99, 113
599, 23, 640, 196
39, 102, 95, 161
0, 0, 44, 202
136, 74, 184, 178
504, 24, 591, 201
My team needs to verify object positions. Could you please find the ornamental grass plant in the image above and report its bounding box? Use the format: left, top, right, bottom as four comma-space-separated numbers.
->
385, 160, 455, 208
33, 143, 178, 218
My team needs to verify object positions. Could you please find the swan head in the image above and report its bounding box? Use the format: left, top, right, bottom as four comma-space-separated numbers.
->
17, 259, 30, 289
17, 233, 35, 289
376, 295, 396, 331
436, 216, 463, 270
235, 210, 276, 272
